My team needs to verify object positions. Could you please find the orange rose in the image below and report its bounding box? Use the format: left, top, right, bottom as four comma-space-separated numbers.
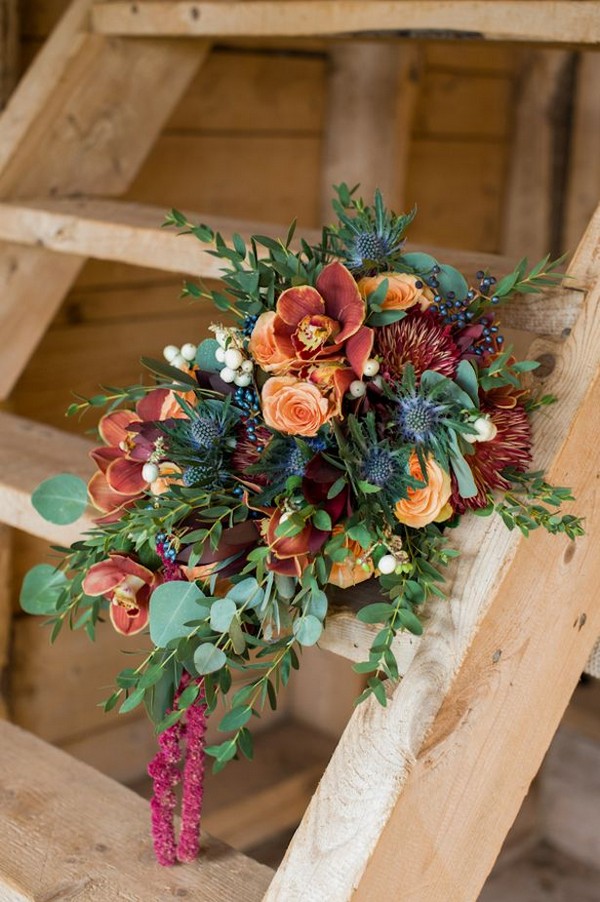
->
328, 526, 374, 589
261, 375, 333, 436
158, 390, 198, 420
358, 272, 433, 312
248, 311, 291, 374
394, 451, 452, 528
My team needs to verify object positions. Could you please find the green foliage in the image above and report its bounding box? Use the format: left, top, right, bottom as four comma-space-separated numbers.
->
20, 564, 68, 615
149, 581, 209, 647
32, 474, 88, 525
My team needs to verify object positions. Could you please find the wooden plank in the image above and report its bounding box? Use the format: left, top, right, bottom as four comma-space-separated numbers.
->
0, 0, 18, 110
92, 2, 600, 44
0, 411, 94, 542
414, 69, 512, 140
0, 525, 11, 719
539, 728, 600, 871
0, 0, 208, 399
321, 41, 421, 218
564, 53, 600, 253
0, 720, 273, 900
264, 207, 600, 900
501, 50, 573, 260
480, 842, 600, 902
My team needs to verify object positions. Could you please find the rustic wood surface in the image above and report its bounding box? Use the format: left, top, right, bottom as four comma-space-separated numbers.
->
0, 720, 273, 900
92, 1, 600, 44
264, 208, 600, 900
564, 52, 600, 253
0, 0, 18, 110
0, 410, 94, 542
0, 525, 11, 719
321, 41, 421, 218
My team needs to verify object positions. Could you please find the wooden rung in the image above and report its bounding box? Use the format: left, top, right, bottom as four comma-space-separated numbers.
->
0, 720, 273, 900
0, 197, 510, 282
0, 410, 95, 543
91, 1, 600, 44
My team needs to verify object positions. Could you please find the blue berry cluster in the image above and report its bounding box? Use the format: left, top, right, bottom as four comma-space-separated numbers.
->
242, 313, 259, 337
156, 532, 177, 561
234, 386, 265, 448
425, 267, 504, 357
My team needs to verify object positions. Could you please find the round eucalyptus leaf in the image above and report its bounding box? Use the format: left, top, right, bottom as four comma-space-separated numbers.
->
32, 474, 88, 525
227, 577, 264, 609
20, 564, 67, 614
293, 614, 323, 647
193, 643, 227, 675
149, 581, 208, 647
210, 597, 237, 633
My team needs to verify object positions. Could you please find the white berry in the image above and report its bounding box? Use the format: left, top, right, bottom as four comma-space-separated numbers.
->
180, 343, 197, 362
378, 554, 397, 575
171, 353, 187, 369
142, 462, 160, 483
465, 415, 498, 444
215, 347, 226, 363
219, 366, 236, 384
224, 348, 243, 370
163, 344, 179, 363
349, 380, 366, 398
241, 359, 254, 374
234, 372, 252, 387
363, 358, 380, 377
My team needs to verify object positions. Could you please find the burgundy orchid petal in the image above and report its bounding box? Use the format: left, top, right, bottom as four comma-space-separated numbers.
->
110, 602, 149, 635
136, 389, 170, 421
346, 326, 375, 377
90, 446, 122, 474
98, 409, 140, 447
316, 261, 366, 343
106, 457, 147, 495
276, 285, 325, 326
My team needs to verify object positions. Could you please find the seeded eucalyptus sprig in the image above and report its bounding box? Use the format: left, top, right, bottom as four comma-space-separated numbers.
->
477, 470, 584, 539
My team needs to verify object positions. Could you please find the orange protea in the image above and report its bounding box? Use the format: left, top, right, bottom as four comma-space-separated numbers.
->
451, 402, 532, 514
375, 308, 460, 381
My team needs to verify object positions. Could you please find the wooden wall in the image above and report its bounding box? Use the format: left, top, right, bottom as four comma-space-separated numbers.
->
7, 0, 575, 786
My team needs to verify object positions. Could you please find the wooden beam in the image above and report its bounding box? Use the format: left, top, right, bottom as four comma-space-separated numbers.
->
502, 50, 573, 260
0, 0, 18, 111
0, 525, 10, 720
0, 0, 208, 400
564, 53, 600, 253
92, 2, 600, 44
264, 206, 600, 900
0, 720, 273, 899
321, 42, 421, 221
0, 410, 95, 543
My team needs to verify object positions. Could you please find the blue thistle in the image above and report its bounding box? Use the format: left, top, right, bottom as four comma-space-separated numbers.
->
396, 395, 447, 445
361, 448, 398, 486
189, 417, 221, 450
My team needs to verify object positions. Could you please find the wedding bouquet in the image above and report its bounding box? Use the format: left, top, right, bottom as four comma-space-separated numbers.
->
21, 186, 582, 864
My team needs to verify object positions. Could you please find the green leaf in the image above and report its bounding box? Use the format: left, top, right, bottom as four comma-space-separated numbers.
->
275, 574, 296, 600
228, 617, 247, 654
397, 609, 423, 635
327, 477, 347, 500
356, 602, 394, 624
119, 687, 146, 714
313, 509, 332, 531
437, 263, 468, 301
195, 339, 222, 373
292, 615, 323, 646
193, 643, 227, 675
20, 564, 67, 614
368, 309, 408, 327
149, 581, 208, 647
140, 357, 199, 387
227, 577, 264, 609
404, 580, 425, 605
31, 474, 88, 525
218, 705, 252, 732
305, 589, 328, 621
454, 360, 480, 406
210, 597, 237, 632
402, 252, 437, 273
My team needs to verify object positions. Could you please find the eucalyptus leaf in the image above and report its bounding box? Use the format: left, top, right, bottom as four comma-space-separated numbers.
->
31, 474, 88, 525
218, 705, 252, 732
195, 339, 221, 373
437, 263, 468, 302
20, 564, 67, 614
193, 643, 227, 675
401, 252, 438, 273
149, 581, 208, 647
292, 615, 323, 646
227, 577, 264, 609
454, 360, 480, 407
210, 597, 237, 632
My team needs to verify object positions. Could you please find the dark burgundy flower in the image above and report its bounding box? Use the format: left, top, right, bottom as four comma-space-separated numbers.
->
375, 308, 461, 381
451, 402, 532, 513
302, 454, 350, 523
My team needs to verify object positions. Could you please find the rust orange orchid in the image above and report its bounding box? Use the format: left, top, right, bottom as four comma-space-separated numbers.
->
82, 554, 158, 635
249, 261, 373, 377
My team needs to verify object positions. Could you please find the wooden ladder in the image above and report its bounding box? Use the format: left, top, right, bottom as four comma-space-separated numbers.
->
0, 2, 599, 900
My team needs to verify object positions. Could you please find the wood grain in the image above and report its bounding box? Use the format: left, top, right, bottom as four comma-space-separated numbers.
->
564, 52, 600, 253
92, 2, 600, 44
0, 720, 273, 900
